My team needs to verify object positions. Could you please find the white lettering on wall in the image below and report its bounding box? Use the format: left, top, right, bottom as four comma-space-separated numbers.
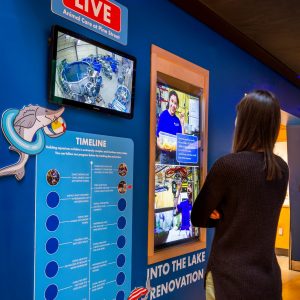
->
103, 4, 111, 23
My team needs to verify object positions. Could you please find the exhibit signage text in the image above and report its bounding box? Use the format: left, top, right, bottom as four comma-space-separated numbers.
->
146, 251, 205, 299
76, 137, 107, 147
51, 0, 128, 45
34, 131, 134, 299
64, 0, 121, 31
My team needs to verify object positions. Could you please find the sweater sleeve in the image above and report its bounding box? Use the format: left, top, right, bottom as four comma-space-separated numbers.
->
191, 158, 228, 228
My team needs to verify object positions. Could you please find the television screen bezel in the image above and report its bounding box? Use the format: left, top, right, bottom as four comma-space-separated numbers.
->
48, 25, 136, 119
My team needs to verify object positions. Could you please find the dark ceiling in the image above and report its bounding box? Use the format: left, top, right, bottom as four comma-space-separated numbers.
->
199, 0, 300, 73
170, 0, 300, 88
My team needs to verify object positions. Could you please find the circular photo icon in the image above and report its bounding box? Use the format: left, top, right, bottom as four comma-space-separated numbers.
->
118, 163, 128, 177
46, 169, 60, 186
118, 181, 127, 194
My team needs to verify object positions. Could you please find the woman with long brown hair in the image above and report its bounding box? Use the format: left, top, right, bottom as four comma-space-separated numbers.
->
191, 90, 289, 300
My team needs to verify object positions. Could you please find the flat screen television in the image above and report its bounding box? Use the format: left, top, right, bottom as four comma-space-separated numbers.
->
48, 25, 136, 119
154, 81, 202, 251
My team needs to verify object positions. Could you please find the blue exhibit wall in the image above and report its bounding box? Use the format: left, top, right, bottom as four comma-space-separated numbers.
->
1, 1, 300, 299
287, 126, 300, 263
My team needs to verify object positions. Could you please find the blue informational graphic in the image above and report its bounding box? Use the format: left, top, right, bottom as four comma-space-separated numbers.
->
176, 133, 198, 164
47, 192, 60, 208
46, 238, 59, 254
35, 131, 134, 300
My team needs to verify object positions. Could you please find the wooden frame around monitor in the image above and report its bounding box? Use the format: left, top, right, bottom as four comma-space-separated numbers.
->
148, 45, 209, 264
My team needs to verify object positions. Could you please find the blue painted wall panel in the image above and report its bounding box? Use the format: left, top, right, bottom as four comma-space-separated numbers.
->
1, 1, 300, 299
287, 126, 300, 261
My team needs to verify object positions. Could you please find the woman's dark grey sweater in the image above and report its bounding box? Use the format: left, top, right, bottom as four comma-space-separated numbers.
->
191, 151, 289, 300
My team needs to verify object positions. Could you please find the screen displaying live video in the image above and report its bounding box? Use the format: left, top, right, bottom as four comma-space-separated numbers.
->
154, 83, 202, 250
154, 165, 200, 250
53, 30, 135, 115
156, 83, 201, 166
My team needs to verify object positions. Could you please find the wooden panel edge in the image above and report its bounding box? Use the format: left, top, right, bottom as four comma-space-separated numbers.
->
148, 44, 209, 265
148, 240, 206, 265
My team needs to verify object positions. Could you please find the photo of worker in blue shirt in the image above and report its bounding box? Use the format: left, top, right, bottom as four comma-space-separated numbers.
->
156, 90, 184, 165
174, 182, 193, 238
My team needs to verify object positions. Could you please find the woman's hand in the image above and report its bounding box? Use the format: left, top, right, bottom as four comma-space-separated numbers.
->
210, 209, 221, 220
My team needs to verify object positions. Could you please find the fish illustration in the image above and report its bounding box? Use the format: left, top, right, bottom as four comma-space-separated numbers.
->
0, 105, 65, 180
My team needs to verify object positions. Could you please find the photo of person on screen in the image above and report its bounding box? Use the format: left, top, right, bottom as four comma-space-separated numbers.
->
156, 90, 184, 165
173, 182, 193, 237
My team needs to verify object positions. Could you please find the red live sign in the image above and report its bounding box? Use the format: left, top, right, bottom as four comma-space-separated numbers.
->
63, 0, 121, 32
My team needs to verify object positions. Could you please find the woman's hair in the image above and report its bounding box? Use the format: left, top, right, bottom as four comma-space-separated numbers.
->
233, 90, 281, 180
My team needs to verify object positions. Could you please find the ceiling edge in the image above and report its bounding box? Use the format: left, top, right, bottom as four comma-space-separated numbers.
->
170, 0, 300, 88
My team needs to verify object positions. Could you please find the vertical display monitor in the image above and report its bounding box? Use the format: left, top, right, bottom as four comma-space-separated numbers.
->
154, 83, 202, 250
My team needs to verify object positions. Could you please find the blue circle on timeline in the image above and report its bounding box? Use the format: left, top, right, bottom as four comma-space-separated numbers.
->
46, 215, 59, 231
46, 238, 59, 254
118, 198, 126, 211
117, 254, 126, 267
116, 291, 125, 300
45, 261, 59, 278
118, 217, 126, 229
45, 284, 58, 300
117, 236, 126, 248
47, 192, 60, 208
116, 272, 125, 285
